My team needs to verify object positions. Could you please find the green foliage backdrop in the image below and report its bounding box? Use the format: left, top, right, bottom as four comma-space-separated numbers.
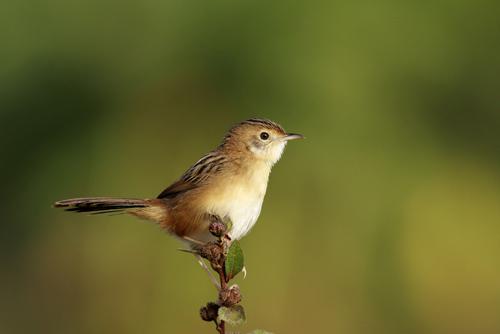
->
1, 0, 499, 333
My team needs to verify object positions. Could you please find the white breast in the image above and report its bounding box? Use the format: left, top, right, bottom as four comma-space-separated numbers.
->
207, 163, 271, 240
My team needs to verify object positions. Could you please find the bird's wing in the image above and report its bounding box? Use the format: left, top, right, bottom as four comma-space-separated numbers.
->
157, 152, 228, 199
156, 179, 198, 199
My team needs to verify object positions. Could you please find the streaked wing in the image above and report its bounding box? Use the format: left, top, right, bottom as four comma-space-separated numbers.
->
156, 179, 197, 199
157, 152, 227, 199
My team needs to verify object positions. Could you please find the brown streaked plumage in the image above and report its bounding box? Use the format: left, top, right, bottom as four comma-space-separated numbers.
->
54, 118, 303, 247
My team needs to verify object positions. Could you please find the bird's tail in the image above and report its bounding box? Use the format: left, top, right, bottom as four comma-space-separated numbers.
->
54, 197, 149, 215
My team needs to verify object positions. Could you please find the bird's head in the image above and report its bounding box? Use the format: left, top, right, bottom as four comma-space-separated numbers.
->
222, 118, 304, 165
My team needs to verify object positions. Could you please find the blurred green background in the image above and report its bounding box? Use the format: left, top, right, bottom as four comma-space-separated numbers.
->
1, 0, 500, 333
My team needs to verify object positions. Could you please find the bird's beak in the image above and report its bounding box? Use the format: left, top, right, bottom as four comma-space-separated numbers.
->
282, 133, 304, 141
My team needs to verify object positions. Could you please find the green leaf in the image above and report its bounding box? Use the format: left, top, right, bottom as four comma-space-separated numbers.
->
247, 330, 274, 334
218, 305, 246, 326
225, 240, 244, 280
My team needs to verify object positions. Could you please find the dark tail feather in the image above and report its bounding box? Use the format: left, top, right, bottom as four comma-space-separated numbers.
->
54, 197, 148, 214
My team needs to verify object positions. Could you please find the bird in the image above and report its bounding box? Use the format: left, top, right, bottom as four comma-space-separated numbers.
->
54, 118, 303, 248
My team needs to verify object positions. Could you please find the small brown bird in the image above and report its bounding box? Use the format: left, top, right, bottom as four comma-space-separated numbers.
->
54, 118, 303, 248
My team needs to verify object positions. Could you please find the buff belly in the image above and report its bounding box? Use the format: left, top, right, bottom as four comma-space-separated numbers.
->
197, 169, 269, 241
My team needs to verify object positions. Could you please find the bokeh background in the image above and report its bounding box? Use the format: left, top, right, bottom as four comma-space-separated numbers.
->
1, 1, 499, 333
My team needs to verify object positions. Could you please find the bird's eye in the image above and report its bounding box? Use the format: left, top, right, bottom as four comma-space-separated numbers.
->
260, 132, 269, 140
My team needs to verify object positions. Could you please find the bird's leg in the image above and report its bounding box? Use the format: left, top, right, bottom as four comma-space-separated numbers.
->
195, 254, 221, 290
